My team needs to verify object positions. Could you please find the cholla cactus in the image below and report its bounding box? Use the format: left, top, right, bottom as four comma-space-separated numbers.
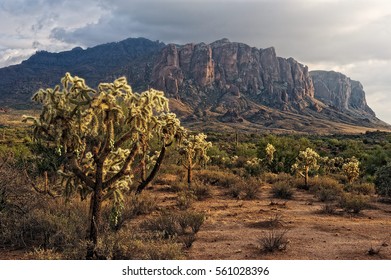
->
292, 147, 320, 188
342, 157, 360, 183
178, 133, 212, 188
320, 156, 344, 175
27, 73, 185, 258
265, 143, 276, 164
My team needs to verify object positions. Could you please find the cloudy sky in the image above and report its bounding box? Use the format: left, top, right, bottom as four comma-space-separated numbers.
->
1, 0, 391, 123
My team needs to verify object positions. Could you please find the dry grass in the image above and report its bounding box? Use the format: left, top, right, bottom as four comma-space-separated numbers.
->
2, 161, 391, 260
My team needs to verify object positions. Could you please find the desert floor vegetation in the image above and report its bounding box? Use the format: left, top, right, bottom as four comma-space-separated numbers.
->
1, 109, 391, 260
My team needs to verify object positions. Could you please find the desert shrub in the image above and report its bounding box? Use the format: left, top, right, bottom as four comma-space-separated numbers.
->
97, 232, 184, 260
179, 233, 196, 249
26, 248, 64, 260
309, 176, 344, 202
157, 163, 184, 176
128, 193, 157, 216
107, 193, 158, 230
271, 181, 294, 199
142, 212, 182, 238
257, 214, 284, 228
244, 157, 263, 176
177, 211, 205, 234
235, 143, 258, 158
176, 190, 196, 210
0, 199, 88, 252
242, 177, 261, 199
339, 193, 369, 214
170, 180, 187, 193
194, 169, 236, 187
190, 179, 211, 200
320, 203, 338, 215
344, 183, 376, 195
141, 210, 205, 239
374, 165, 391, 197
259, 229, 289, 253
152, 173, 178, 186
262, 172, 292, 184
218, 173, 242, 189
227, 183, 242, 199
262, 172, 279, 184
0, 161, 89, 252
207, 145, 229, 166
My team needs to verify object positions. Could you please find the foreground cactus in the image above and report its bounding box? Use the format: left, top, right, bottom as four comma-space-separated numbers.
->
27, 73, 185, 258
292, 147, 320, 189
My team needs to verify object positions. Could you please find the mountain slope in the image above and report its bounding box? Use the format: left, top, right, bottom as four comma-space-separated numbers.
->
0, 37, 389, 133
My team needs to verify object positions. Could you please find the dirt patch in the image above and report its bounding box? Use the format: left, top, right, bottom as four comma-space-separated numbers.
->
185, 185, 391, 260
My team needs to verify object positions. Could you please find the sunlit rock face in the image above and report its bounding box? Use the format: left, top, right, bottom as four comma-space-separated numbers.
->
0, 37, 384, 131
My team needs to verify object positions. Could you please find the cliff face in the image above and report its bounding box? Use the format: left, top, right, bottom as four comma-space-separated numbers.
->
0, 37, 386, 132
151, 39, 315, 113
310, 70, 375, 117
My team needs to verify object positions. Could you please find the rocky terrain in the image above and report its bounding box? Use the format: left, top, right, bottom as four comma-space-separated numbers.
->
0, 37, 389, 133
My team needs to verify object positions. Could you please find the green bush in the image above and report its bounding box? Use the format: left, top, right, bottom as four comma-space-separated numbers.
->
97, 232, 184, 260
374, 165, 391, 197
344, 183, 376, 195
26, 248, 64, 260
320, 203, 337, 215
190, 179, 211, 200
142, 212, 182, 238
339, 193, 369, 213
177, 211, 205, 234
309, 176, 343, 202
141, 210, 205, 238
242, 177, 261, 199
176, 190, 196, 210
271, 181, 294, 199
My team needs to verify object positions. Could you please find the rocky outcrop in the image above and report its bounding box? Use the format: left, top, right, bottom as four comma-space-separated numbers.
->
151, 39, 315, 113
0, 37, 386, 131
310, 70, 375, 117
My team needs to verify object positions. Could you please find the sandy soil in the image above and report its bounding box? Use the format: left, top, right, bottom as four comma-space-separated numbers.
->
184, 185, 391, 260
1, 182, 390, 260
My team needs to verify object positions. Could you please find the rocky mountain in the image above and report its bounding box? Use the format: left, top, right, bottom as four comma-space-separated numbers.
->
311, 70, 375, 117
0, 37, 389, 133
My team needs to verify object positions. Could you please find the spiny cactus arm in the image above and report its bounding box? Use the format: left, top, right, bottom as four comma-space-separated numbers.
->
103, 143, 139, 190
136, 144, 167, 194
113, 119, 138, 149
68, 158, 95, 189
97, 118, 114, 158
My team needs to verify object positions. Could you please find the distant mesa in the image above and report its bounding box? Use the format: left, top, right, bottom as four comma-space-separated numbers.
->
0, 37, 389, 133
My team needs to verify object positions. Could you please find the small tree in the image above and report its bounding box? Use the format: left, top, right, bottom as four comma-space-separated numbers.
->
178, 133, 212, 188
342, 157, 360, 184
292, 148, 320, 189
26, 73, 185, 258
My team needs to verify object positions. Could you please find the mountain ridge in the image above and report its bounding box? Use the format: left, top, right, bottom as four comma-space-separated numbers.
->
0, 37, 389, 133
